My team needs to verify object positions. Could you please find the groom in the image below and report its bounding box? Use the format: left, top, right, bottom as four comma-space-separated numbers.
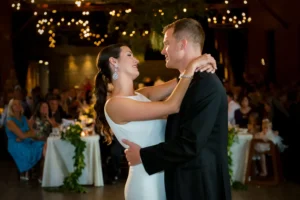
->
123, 18, 231, 200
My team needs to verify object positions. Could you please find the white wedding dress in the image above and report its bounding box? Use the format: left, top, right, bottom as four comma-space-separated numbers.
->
104, 92, 167, 200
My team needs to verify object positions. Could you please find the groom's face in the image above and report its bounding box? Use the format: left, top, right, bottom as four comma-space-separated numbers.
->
161, 28, 184, 69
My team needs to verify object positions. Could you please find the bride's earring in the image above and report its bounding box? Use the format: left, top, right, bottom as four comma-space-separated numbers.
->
112, 64, 118, 80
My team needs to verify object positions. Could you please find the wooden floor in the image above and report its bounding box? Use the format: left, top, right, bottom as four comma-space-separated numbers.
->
1, 161, 300, 200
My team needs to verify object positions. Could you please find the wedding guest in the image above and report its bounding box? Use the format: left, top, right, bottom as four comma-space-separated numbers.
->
234, 95, 252, 128
5, 99, 45, 180
254, 119, 287, 176
29, 101, 55, 140
227, 91, 240, 125
247, 112, 261, 135
48, 94, 69, 125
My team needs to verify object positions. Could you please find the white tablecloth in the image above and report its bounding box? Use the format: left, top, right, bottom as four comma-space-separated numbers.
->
230, 134, 253, 183
42, 135, 104, 187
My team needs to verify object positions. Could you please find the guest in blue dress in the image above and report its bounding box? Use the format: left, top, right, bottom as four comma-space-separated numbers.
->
5, 99, 45, 180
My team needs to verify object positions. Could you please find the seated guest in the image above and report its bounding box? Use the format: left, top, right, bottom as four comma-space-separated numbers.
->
254, 119, 287, 176
5, 99, 45, 181
47, 94, 69, 125
227, 91, 240, 125
247, 112, 261, 135
234, 95, 252, 128
67, 88, 80, 119
29, 101, 55, 140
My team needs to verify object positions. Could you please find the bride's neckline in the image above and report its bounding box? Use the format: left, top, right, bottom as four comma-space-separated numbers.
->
111, 92, 140, 98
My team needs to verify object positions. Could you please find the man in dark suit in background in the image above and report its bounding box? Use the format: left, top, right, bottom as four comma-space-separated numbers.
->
123, 18, 231, 200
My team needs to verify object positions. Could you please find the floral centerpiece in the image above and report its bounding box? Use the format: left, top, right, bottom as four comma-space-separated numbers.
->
79, 103, 95, 127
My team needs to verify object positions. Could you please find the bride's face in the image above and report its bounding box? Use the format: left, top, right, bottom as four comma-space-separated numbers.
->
116, 46, 140, 80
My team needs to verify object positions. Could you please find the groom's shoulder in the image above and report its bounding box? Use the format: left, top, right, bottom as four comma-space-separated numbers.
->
193, 72, 224, 89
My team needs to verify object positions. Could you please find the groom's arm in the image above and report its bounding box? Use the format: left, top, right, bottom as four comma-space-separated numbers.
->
140, 82, 223, 175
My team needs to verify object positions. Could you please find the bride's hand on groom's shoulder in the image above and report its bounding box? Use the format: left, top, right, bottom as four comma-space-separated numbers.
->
189, 54, 217, 74
123, 139, 142, 166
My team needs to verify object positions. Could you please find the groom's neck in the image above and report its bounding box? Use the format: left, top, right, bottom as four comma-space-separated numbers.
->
178, 51, 202, 74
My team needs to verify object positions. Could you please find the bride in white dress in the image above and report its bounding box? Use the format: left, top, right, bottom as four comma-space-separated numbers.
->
94, 44, 216, 200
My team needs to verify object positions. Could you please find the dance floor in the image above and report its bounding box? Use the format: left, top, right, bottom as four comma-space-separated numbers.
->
0, 161, 299, 200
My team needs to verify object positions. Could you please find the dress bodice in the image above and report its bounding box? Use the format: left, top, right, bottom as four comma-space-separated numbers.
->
104, 93, 166, 148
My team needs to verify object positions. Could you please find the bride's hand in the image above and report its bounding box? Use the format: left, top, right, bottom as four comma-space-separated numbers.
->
184, 54, 217, 76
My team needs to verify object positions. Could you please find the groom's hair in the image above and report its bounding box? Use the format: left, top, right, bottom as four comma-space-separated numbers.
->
163, 18, 205, 51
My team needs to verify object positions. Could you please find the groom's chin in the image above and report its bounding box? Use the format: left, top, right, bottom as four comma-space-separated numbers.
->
165, 63, 174, 69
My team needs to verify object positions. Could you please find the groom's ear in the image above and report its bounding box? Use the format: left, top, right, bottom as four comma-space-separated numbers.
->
180, 39, 188, 50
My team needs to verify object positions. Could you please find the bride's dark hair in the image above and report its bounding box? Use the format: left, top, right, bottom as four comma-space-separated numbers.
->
94, 44, 125, 144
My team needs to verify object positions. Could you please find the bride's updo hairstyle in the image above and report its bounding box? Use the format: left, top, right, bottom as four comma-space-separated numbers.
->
94, 43, 124, 144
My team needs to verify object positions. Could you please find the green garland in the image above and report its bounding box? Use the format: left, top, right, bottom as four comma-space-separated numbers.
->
227, 127, 248, 190
227, 127, 238, 183
59, 124, 87, 193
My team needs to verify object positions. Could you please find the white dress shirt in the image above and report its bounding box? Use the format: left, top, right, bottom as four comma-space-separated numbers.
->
228, 100, 240, 125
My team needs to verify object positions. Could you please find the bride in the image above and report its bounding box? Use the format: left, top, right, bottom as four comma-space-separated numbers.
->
94, 44, 216, 200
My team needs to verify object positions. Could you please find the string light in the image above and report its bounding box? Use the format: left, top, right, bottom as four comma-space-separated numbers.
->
75, 0, 83, 7
205, 0, 251, 28
109, 10, 116, 16
12, 2, 21, 10
32, 0, 250, 48
125, 9, 132, 13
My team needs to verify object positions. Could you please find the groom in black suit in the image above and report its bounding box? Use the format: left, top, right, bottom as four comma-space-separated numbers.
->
123, 18, 231, 200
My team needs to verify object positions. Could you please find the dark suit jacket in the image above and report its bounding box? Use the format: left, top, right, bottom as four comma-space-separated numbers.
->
140, 73, 232, 200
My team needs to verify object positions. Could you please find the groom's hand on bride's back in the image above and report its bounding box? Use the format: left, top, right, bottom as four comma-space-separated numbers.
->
122, 139, 142, 166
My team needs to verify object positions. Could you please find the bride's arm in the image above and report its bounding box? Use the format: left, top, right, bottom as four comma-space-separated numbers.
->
136, 64, 216, 102
106, 76, 191, 124
136, 78, 177, 102
106, 55, 216, 124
